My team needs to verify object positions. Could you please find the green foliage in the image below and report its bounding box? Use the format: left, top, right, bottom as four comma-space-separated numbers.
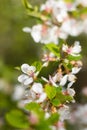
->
47, 113, 59, 124
22, 0, 33, 10
32, 61, 42, 71
45, 84, 57, 99
67, 55, 82, 61
45, 43, 60, 58
52, 91, 73, 106
25, 102, 42, 113
38, 61, 59, 78
6, 109, 29, 129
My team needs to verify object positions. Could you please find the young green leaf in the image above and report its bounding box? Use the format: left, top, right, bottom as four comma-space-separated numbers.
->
47, 113, 60, 124
67, 55, 82, 61
45, 84, 56, 100
6, 109, 29, 129
32, 61, 42, 71
45, 43, 60, 58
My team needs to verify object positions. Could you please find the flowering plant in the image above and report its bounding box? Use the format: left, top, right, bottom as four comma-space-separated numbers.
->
6, 0, 87, 129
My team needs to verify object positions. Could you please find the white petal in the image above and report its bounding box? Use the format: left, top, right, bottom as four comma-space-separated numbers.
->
60, 75, 68, 86
18, 74, 29, 83
36, 93, 47, 103
32, 83, 43, 94
72, 41, 81, 54
24, 77, 33, 85
31, 25, 41, 42
67, 88, 75, 96
68, 81, 75, 88
22, 27, 31, 33
68, 74, 76, 82
41, 77, 49, 83
21, 64, 30, 74
62, 44, 68, 52
29, 66, 36, 72
72, 67, 81, 74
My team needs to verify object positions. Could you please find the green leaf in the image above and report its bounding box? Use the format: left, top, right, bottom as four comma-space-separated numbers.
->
56, 91, 73, 104
6, 109, 29, 129
22, 0, 33, 10
45, 85, 56, 99
32, 61, 42, 71
67, 55, 82, 61
45, 43, 60, 57
51, 98, 61, 106
38, 61, 59, 78
25, 102, 41, 112
47, 113, 59, 124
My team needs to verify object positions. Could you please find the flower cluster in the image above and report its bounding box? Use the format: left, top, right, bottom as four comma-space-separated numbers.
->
23, 0, 87, 44
7, 0, 86, 130
16, 40, 82, 129
69, 104, 87, 130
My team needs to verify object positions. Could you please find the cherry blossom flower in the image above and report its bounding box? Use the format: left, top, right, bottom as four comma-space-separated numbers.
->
61, 18, 83, 36
42, 52, 57, 66
60, 73, 76, 87
18, 64, 38, 85
23, 24, 67, 44
62, 41, 81, 56
31, 83, 47, 103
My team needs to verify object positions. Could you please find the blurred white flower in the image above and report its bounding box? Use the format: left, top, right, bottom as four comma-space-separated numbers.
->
58, 105, 70, 121
61, 19, 83, 36
12, 85, 25, 100
18, 64, 37, 85
23, 24, 68, 44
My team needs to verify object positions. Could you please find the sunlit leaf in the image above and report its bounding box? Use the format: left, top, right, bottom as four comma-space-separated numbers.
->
45, 84, 56, 99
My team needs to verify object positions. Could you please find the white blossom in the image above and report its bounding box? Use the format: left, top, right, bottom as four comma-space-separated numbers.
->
18, 64, 37, 85
62, 41, 81, 56
31, 83, 47, 103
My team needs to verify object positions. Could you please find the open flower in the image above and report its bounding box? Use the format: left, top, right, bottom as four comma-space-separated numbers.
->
62, 41, 81, 56
18, 64, 38, 85
60, 73, 76, 87
31, 83, 47, 103
23, 24, 67, 44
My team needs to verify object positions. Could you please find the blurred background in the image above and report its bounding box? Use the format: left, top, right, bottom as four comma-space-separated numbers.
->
0, 0, 87, 130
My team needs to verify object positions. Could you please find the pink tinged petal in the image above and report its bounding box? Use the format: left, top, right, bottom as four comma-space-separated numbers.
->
36, 93, 47, 103
32, 83, 43, 94
72, 67, 81, 74
22, 27, 31, 33
49, 76, 58, 87
24, 77, 33, 85
21, 64, 30, 74
67, 88, 75, 96
60, 75, 68, 86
